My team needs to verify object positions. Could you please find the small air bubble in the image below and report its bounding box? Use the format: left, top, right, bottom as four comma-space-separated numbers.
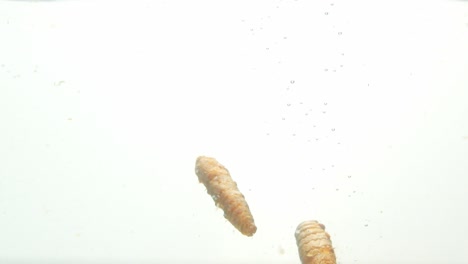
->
290, 80, 295, 84
364, 224, 369, 227
324, 102, 328, 105
278, 246, 285, 255
348, 175, 352, 178
287, 103, 291, 106
336, 188, 339, 191
324, 12, 329, 15
282, 117, 286, 121
322, 111, 326, 114
338, 32, 342, 35
331, 128, 335, 131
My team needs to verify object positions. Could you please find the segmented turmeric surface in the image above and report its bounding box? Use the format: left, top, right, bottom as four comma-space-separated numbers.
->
295, 220, 336, 264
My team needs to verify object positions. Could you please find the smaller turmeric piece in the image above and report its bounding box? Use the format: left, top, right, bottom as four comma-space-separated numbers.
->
195, 156, 257, 237
295, 220, 336, 264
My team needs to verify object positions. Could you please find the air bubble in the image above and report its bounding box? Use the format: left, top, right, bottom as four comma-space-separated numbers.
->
290, 80, 295, 84
211, 194, 219, 201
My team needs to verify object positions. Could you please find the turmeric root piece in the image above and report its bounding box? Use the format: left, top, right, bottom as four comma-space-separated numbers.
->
295, 220, 336, 264
195, 156, 257, 237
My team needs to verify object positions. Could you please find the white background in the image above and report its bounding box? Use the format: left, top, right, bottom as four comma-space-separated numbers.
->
0, 0, 467, 263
